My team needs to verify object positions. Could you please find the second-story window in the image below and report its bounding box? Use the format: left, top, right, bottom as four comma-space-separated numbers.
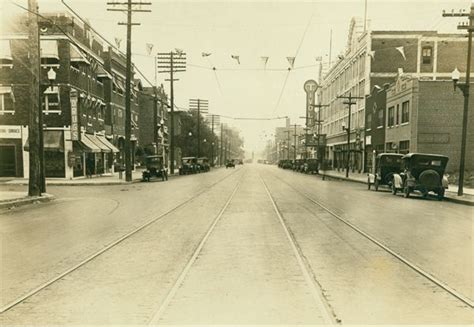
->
0, 40, 13, 68
40, 40, 59, 67
377, 108, 384, 128
0, 86, 15, 114
402, 101, 410, 123
42, 87, 60, 113
388, 106, 395, 127
422, 47, 432, 65
366, 113, 372, 129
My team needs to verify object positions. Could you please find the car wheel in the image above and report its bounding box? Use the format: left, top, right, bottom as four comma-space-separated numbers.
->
437, 188, 445, 201
374, 179, 379, 191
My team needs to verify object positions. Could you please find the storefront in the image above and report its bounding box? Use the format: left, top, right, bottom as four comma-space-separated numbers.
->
0, 125, 26, 177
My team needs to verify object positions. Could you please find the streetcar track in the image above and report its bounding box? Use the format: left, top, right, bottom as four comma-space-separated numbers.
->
259, 174, 338, 325
265, 169, 474, 308
148, 172, 243, 324
0, 168, 243, 314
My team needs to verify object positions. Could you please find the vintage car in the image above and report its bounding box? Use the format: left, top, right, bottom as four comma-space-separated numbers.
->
179, 157, 198, 175
279, 160, 292, 169
391, 153, 449, 200
367, 153, 404, 191
142, 155, 165, 181
226, 159, 235, 168
197, 157, 210, 172
305, 158, 319, 174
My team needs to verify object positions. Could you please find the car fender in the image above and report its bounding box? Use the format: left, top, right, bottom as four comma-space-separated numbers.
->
442, 175, 449, 188
393, 173, 403, 188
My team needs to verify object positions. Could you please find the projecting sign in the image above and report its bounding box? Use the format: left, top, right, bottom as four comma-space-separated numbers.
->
70, 89, 79, 141
304, 80, 318, 128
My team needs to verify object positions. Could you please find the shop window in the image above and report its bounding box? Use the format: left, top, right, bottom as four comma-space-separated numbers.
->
422, 47, 432, 65
396, 104, 400, 125
388, 106, 395, 127
402, 101, 410, 123
399, 140, 410, 154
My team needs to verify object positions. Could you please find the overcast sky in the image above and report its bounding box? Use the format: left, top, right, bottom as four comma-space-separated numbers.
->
1, 0, 471, 155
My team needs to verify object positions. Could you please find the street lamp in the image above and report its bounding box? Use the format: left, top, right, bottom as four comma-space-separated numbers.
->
451, 66, 471, 196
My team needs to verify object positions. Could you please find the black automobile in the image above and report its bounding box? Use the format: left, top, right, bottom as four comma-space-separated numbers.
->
305, 158, 319, 174
197, 157, 210, 172
179, 157, 198, 175
367, 153, 404, 191
391, 153, 449, 200
226, 160, 235, 168
142, 155, 165, 181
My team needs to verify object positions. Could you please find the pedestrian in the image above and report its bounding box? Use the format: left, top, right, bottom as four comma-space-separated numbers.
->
86, 156, 94, 178
161, 163, 168, 181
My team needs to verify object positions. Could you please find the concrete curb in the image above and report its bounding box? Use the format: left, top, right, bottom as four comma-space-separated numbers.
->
4, 179, 143, 187
0, 193, 55, 210
318, 173, 474, 206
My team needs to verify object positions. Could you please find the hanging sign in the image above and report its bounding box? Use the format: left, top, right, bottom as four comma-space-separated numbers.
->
303, 79, 319, 128
70, 89, 79, 141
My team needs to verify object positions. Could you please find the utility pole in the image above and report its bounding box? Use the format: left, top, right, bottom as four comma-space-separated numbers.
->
157, 51, 186, 174
309, 103, 328, 166
189, 98, 209, 158
207, 114, 220, 166
220, 123, 224, 166
107, 0, 151, 182
443, 6, 473, 196
284, 130, 291, 160
337, 92, 364, 178
27, 0, 41, 196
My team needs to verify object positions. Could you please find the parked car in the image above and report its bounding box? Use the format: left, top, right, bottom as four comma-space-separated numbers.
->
179, 157, 198, 175
142, 155, 165, 181
305, 158, 319, 174
280, 160, 292, 169
367, 153, 404, 191
391, 153, 449, 200
197, 157, 210, 172
226, 159, 235, 168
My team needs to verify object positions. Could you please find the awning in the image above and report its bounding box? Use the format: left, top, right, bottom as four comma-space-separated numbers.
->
96, 135, 119, 153
96, 65, 112, 79
0, 40, 12, 61
70, 44, 90, 65
83, 133, 110, 153
40, 40, 59, 60
79, 133, 101, 153
24, 130, 64, 152
0, 86, 12, 94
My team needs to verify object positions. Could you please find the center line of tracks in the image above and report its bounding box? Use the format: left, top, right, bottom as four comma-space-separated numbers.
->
259, 174, 338, 325
0, 168, 242, 315
148, 173, 243, 324
267, 170, 474, 309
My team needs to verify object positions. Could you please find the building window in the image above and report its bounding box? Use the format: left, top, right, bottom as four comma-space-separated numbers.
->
42, 87, 60, 113
422, 47, 432, 65
402, 101, 410, 123
378, 108, 384, 128
399, 140, 410, 154
396, 104, 400, 125
366, 113, 372, 129
388, 106, 395, 127
0, 87, 15, 114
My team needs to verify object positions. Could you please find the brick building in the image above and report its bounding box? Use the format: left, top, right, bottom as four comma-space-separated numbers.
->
138, 85, 169, 164
383, 75, 474, 172
317, 17, 474, 173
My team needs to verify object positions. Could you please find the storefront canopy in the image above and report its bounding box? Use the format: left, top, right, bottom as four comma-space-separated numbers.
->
0, 40, 12, 61
96, 135, 119, 153
24, 130, 64, 152
78, 133, 101, 153
84, 134, 111, 153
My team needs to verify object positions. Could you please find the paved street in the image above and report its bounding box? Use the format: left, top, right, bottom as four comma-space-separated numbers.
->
0, 164, 472, 325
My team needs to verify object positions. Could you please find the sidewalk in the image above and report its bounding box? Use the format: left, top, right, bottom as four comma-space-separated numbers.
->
0, 170, 145, 210
318, 169, 474, 206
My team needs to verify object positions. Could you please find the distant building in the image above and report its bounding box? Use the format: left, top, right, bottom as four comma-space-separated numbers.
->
317, 17, 474, 173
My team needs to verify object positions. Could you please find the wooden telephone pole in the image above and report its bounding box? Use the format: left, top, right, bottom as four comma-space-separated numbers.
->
189, 99, 209, 158
107, 0, 151, 182
337, 93, 364, 178
157, 51, 186, 174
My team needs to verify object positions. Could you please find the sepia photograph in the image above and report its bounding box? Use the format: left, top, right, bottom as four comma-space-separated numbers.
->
0, 0, 472, 325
